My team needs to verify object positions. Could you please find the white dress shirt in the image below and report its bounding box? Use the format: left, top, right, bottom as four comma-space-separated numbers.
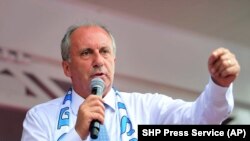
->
21, 78, 234, 141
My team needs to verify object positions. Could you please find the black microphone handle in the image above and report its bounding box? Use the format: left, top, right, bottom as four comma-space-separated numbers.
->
90, 119, 100, 139
90, 87, 102, 139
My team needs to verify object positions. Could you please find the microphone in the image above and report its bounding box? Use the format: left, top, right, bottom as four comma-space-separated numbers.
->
89, 77, 105, 139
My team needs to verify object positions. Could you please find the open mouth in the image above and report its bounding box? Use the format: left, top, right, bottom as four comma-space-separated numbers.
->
93, 73, 105, 77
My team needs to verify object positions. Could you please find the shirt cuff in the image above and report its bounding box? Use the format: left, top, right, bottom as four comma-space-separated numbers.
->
208, 77, 234, 110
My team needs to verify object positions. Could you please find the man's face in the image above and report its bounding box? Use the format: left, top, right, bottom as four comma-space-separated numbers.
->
62, 26, 115, 98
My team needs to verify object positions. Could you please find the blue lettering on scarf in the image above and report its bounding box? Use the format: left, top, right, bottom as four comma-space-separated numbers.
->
118, 102, 136, 140
120, 116, 135, 136
63, 93, 72, 104
57, 88, 72, 129
57, 107, 70, 129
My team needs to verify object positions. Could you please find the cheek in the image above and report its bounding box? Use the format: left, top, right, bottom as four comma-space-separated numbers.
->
108, 60, 115, 73
72, 62, 91, 77
78, 65, 91, 76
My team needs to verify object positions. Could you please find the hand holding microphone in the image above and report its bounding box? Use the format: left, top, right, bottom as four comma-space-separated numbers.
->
89, 77, 105, 139
75, 77, 105, 140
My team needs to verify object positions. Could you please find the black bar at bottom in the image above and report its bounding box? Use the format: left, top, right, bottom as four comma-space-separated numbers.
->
138, 125, 249, 140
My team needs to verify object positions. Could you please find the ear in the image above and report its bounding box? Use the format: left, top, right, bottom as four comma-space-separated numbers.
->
62, 61, 71, 77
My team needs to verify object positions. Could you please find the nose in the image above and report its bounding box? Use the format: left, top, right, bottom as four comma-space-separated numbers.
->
93, 52, 104, 68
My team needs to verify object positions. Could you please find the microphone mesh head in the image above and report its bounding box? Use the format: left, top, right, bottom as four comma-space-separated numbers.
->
90, 77, 105, 91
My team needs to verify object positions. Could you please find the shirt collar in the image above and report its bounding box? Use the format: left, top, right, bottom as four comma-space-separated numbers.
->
71, 88, 116, 116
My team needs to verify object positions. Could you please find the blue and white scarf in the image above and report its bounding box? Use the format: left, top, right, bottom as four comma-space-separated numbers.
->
115, 89, 138, 141
55, 88, 72, 140
55, 87, 138, 141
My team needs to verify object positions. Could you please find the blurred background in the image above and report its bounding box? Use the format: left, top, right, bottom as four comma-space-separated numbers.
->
0, 0, 249, 140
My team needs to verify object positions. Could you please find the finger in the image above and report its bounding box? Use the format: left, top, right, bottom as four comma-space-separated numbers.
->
216, 59, 234, 76
220, 64, 239, 78
89, 106, 105, 117
221, 60, 240, 77
77, 104, 105, 127
216, 51, 236, 73
210, 49, 234, 74
208, 47, 229, 66
209, 49, 226, 74
88, 100, 105, 111
87, 94, 104, 101
215, 58, 239, 78
82, 95, 106, 120
210, 58, 226, 76
213, 61, 231, 77
89, 108, 105, 124
85, 95, 105, 107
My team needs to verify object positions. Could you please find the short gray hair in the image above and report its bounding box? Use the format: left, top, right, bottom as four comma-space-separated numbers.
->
61, 23, 116, 61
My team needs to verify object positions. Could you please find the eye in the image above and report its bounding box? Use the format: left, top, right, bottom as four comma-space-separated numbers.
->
100, 48, 111, 55
80, 48, 92, 57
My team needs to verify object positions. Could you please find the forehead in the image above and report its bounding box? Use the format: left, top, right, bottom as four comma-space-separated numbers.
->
70, 26, 112, 44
